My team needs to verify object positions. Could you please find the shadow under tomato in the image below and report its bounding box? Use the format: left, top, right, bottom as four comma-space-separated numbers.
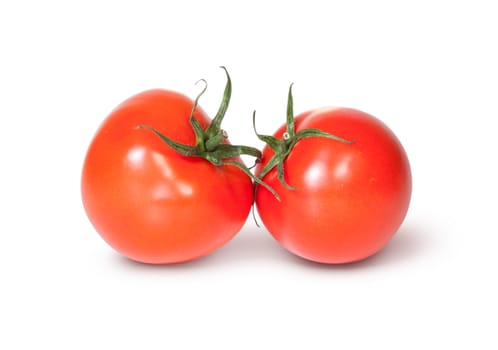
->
284, 222, 428, 270
206, 226, 292, 264
111, 222, 428, 271
111, 225, 289, 271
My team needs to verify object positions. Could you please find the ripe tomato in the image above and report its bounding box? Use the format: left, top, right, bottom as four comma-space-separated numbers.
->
82, 70, 258, 264
255, 91, 412, 264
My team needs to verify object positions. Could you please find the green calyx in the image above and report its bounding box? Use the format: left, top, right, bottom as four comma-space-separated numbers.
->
254, 83, 354, 192
137, 67, 277, 197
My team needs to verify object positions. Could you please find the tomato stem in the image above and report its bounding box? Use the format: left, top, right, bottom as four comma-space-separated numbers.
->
285, 83, 296, 138
205, 66, 231, 139
137, 67, 268, 190
254, 84, 354, 196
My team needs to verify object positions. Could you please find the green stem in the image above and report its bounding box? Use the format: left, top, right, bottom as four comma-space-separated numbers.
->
285, 83, 295, 138
254, 83, 354, 196
137, 67, 268, 190
205, 66, 231, 139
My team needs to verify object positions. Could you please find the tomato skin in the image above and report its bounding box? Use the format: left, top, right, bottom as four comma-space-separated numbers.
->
81, 89, 253, 264
255, 107, 412, 264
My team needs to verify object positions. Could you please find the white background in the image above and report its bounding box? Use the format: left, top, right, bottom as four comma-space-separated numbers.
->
1, 0, 497, 349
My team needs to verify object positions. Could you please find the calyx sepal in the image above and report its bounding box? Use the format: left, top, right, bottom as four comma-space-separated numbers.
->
253, 84, 354, 192
137, 67, 278, 197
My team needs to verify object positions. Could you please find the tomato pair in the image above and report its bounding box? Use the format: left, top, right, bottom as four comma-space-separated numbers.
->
81, 68, 411, 265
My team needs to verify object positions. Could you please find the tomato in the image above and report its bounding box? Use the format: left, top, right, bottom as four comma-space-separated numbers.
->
82, 69, 258, 264
255, 89, 412, 264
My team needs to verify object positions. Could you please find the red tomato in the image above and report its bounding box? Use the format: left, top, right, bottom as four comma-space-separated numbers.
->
82, 83, 255, 264
255, 106, 412, 264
